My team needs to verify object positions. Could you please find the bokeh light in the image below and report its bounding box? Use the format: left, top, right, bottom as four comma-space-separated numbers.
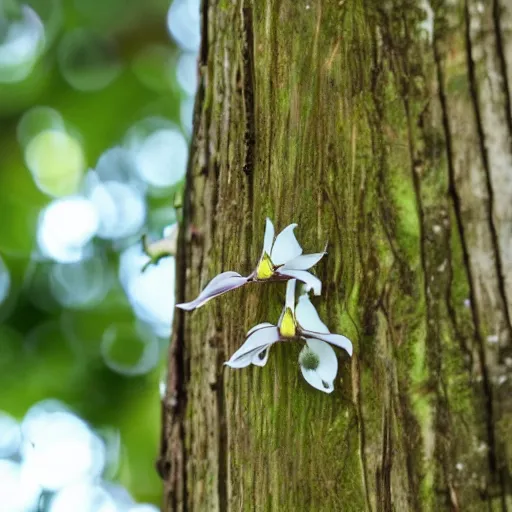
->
17, 106, 65, 149
129, 505, 160, 512
181, 96, 194, 136
133, 128, 188, 190
176, 52, 197, 96
49, 255, 111, 309
167, 0, 201, 53
125, 117, 188, 193
58, 29, 122, 92
94, 147, 143, 188
0, 254, 10, 307
119, 242, 176, 337
37, 197, 99, 263
0, 459, 41, 512
21, 409, 106, 491
101, 322, 161, 376
24, 130, 86, 197
0, 411, 21, 458
29, 0, 63, 49
88, 179, 146, 240
49, 482, 118, 512
0, 5, 45, 84
0, 400, 159, 510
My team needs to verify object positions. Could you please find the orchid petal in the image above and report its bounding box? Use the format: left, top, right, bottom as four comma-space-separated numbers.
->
251, 345, 271, 366
278, 280, 297, 328
300, 370, 334, 393
299, 339, 338, 393
301, 330, 353, 356
270, 223, 302, 265
225, 326, 280, 368
277, 305, 286, 326
225, 346, 264, 368
276, 269, 321, 295
285, 279, 296, 311
295, 294, 329, 333
281, 252, 326, 271
261, 218, 275, 258
176, 271, 248, 311
246, 322, 275, 336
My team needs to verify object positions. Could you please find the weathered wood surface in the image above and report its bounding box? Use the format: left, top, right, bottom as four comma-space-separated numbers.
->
161, 0, 512, 510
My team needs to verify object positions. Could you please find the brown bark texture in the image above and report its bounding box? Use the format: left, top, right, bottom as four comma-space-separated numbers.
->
160, 0, 512, 510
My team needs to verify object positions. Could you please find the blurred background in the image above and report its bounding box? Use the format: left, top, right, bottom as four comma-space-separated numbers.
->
0, 0, 198, 510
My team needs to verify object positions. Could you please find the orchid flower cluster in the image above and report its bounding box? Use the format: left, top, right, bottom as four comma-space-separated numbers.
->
176, 218, 353, 393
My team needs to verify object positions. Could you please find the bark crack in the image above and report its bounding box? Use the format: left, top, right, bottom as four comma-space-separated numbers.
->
241, 6, 255, 181
376, 364, 393, 512
241, 3, 255, 268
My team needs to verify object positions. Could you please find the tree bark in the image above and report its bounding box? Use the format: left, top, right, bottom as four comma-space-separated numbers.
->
160, 0, 512, 510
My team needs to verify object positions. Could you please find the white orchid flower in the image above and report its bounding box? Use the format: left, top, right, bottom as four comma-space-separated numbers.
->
225, 280, 353, 393
176, 218, 326, 311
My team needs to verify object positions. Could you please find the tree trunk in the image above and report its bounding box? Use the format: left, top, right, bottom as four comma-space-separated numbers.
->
160, 0, 512, 510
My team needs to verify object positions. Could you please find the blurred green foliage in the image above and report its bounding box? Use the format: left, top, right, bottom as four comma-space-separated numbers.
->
0, 0, 190, 505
